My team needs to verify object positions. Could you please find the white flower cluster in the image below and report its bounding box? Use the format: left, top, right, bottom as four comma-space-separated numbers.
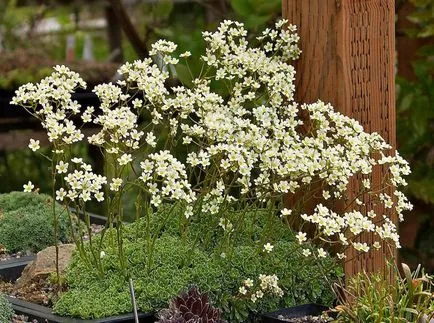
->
89, 85, 143, 161
11, 65, 86, 145
239, 274, 283, 303
139, 151, 195, 207
57, 160, 107, 203
14, 19, 413, 273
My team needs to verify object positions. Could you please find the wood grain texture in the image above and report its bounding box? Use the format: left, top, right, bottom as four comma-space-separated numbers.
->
283, 0, 396, 278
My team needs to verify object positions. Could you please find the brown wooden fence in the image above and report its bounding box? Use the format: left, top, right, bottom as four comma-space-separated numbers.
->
283, 0, 396, 278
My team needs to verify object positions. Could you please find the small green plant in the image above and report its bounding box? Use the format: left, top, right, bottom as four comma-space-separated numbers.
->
53, 217, 341, 322
334, 263, 434, 323
0, 191, 70, 253
157, 286, 226, 323
0, 294, 13, 322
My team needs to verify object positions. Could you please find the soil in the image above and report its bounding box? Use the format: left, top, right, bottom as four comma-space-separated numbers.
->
12, 314, 40, 323
0, 275, 55, 307
1, 250, 31, 262
0, 224, 104, 310
276, 314, 333, 322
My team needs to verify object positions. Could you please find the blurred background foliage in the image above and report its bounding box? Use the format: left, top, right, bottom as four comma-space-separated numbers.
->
1, 0, 434, 270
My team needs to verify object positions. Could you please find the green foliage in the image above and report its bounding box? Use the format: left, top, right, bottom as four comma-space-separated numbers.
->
0, 294, 13, 322
0, 191, 70, 253
407, 0, 434, 38
0, 67, 53, 89
54, 217, 341, 322
396, 48, 434, 205
230, 0, 281, 31
334, 263, 434, 322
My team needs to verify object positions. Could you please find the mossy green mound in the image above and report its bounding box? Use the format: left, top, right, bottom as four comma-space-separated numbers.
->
54, 213, 342, 322
0, 294, 13, 322
0, 191, 70, 253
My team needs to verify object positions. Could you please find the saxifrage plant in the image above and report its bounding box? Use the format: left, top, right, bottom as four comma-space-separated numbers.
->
12, 19, 412, 319
53, 214, 341, 321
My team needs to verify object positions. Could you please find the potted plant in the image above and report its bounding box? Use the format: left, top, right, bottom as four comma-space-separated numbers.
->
2, 19, 412, 322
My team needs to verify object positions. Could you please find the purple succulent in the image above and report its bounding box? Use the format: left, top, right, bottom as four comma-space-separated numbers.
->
158, 287, 226, 323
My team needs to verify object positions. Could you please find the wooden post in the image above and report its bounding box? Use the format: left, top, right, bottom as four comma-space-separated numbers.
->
283, 0, 396, 277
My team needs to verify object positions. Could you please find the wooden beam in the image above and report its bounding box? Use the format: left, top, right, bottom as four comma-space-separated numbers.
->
283, 0, 396, 278
109, 0, 149, 59
105, 3, 124, 62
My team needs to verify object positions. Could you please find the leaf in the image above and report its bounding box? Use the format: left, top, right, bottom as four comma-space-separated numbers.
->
418, 24, 434, 38
408, 11, 433, 24
398, 93, 414, 112
402, 263, 414, 289
402, 307, 419, 315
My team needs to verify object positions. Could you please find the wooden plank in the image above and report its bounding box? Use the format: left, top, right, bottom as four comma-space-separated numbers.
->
283, 0, 396, 278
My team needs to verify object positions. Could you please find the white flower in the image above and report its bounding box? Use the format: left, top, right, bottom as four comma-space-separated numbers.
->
110, 178, 123, 191
373, 241, 381, 249
94, 191, 104, 202
263, 243, 274, 253
337, 253, 346, 259
118, 153, 132, 166
353, 242, 370, 253
71, 158, 83, 164
244, 278, 254, 288
317, 248, 327, 258
56, 161, 69, 174
251, 294, 257, 303
146, 132, 157, 147
28, 139, 40, 151
56, 188, 67, 201
180, 51, 191, 58
296, 231, 307, 244
255, 290, 264, 299
100, 251, 106, 258
239, 286, 247, 295
280, 208, 292, 218
302, 249, 311, 257
23, 181, 34, 192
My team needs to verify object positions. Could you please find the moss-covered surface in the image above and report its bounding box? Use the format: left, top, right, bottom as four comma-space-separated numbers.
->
0, 191, 71, 253
0, 294, 13, 322
54, 208, 343, 322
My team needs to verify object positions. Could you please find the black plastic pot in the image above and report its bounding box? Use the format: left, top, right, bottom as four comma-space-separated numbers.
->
0, 255, 36, 282
8, 296, 155, 323
1, 260, 155, 323
261, 304, 333, 322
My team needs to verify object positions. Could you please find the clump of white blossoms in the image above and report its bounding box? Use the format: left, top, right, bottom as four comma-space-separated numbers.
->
239, 274, 284, 303
13, 19, 411, 285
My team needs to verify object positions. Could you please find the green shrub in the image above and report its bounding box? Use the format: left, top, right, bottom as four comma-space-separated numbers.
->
0, 294, 13, 322
0, 191, 70, 253
54, 217, 342, 322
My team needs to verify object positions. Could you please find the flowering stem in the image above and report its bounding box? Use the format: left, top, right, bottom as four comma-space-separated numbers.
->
51, 156, 61, 290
